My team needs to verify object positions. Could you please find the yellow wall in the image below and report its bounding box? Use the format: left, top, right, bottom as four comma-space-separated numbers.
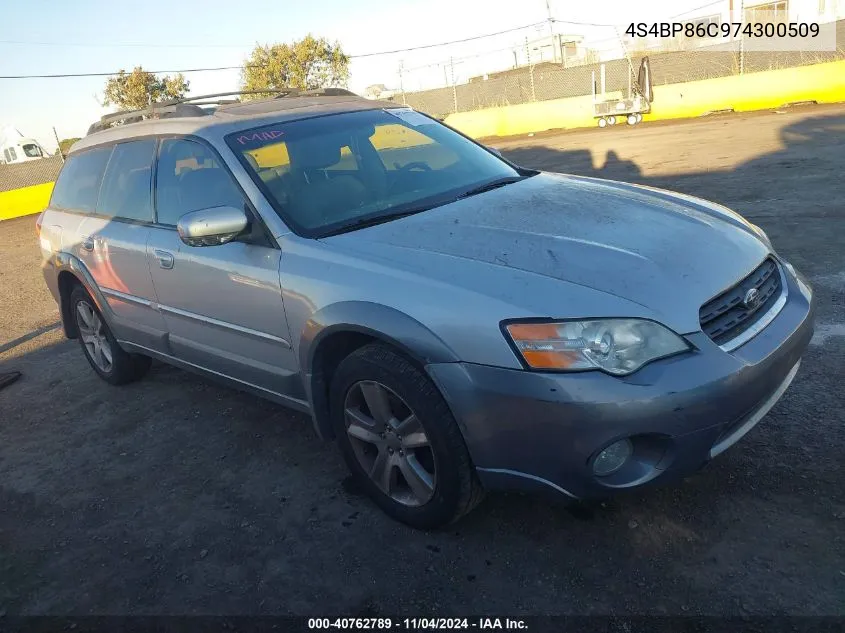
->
445, 59, 845, 139
0, 182, 53, 221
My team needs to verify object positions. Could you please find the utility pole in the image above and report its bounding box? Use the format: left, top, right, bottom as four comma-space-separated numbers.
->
526, 37, 536, 101
450, 57, 458, 113
398, 60, 406, 105
545, 0, 558, 62
52, 127, 64, 163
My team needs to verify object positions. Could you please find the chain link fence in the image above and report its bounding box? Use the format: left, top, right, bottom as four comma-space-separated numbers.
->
395, 19, 845, 119
0, 155, 63, 193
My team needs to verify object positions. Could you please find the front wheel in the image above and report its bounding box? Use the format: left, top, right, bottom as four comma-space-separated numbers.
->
330, 344, 483, 529
70, 285, 151, 385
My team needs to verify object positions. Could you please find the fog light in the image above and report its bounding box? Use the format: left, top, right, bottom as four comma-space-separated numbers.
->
593, 439, 633, 476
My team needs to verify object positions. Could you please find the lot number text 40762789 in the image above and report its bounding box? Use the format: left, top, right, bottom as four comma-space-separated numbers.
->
307, 618, 527, 630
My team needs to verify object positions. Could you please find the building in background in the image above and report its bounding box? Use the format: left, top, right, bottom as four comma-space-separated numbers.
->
513, 34, 587, 66
364, 84, 397, 100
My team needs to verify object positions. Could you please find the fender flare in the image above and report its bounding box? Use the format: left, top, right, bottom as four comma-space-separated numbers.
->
54, 251, 115, 338
300, 301, 459, 440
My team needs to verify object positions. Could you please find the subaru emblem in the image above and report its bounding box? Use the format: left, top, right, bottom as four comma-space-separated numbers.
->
743, 288, 761, 309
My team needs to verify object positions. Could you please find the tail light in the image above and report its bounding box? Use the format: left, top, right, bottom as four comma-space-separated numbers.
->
35, 211, 45, 237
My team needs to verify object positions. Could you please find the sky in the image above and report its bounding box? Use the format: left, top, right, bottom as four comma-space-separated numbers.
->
0, 0, 722, 150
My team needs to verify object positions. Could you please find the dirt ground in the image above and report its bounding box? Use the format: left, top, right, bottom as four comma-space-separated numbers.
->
1, 105, 843, 616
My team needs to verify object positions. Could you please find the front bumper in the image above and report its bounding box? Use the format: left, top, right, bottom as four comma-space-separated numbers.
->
426, 267, 815, 500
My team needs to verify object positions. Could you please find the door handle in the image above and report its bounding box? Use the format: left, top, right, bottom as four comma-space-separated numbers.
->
81, 235, 95, 251
154, 249, 174, 269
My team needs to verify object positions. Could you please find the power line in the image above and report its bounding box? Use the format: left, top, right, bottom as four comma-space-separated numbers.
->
349, 22, 549, 58
551, 18, 616, 27
0, 22, 553, 79
0, 39, 250, 49
0, 10, 717, 81
0, 21, 548, 61
0, 65, 247, 80
0, 22, 550, 52
669, 0, 725, 19
403, 45, 520, 72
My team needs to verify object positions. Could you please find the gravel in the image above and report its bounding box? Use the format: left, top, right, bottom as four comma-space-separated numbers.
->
0, 104, 843, 615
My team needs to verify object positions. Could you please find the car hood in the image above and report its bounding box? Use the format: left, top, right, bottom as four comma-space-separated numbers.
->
322, 172, 770, 334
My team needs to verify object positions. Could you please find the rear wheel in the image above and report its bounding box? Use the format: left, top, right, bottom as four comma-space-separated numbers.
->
597, 117, 608, 128
607, 115, 617, 126
331, 343, 483, 529
70, 286, 151, 385
627, 114, 638, 126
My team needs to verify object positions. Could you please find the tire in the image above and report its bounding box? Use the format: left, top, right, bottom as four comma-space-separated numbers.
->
607, 115, 617, 126
597, 117, 607, 128
627, 114, 638, 126
636, 113, 643, 123
70, 285, 151, 386
330, 343, 484, 529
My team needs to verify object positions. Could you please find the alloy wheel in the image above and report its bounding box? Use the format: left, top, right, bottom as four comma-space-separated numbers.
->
344, 380, 437, 507
76, 301, 113, 373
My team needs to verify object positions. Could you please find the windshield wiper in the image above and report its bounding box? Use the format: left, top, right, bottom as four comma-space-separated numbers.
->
456, 176, 525, 200
320, 204, 437, 237
320, 175, 529, 237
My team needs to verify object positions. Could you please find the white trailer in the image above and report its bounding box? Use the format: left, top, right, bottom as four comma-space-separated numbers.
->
0, 126, 48, 164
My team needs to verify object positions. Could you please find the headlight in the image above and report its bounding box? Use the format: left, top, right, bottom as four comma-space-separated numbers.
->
504, 319, 691, 375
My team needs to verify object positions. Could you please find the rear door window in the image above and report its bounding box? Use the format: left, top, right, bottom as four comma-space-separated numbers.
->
96, 139, 156, 222
50, 146, 113, 212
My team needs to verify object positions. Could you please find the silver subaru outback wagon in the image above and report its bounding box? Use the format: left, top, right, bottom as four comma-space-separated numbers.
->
38, 91, 815, 528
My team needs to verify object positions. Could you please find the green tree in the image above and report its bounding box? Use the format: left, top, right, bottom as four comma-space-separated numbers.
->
58, 137, 81, 157
103, 66, 189, 110
241, 35, 350, 98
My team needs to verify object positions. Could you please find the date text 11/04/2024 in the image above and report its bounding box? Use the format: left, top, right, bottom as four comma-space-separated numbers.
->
307, 618, 528, 630
625, 21, 820, 39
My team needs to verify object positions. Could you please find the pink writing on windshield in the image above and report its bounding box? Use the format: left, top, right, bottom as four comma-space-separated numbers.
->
237, 130, 284, 145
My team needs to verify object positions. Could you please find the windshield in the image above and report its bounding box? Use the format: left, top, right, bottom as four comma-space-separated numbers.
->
226, 108, 521, 237
22, 144, 43, 158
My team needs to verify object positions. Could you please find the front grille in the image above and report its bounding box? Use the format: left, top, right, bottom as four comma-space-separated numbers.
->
699, 257, 783, 346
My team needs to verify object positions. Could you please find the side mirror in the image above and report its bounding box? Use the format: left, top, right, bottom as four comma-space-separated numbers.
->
487, 146, 503, 158
177, 206, 248, 247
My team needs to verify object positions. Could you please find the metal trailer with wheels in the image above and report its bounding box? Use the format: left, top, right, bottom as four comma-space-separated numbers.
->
592, 56, 653, 129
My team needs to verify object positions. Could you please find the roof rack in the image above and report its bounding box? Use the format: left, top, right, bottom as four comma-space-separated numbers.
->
85, 88, 304, 136
297, 88, 358, 97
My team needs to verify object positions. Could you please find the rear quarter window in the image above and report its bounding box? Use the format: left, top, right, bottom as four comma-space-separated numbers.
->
50, 146, 114, 212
